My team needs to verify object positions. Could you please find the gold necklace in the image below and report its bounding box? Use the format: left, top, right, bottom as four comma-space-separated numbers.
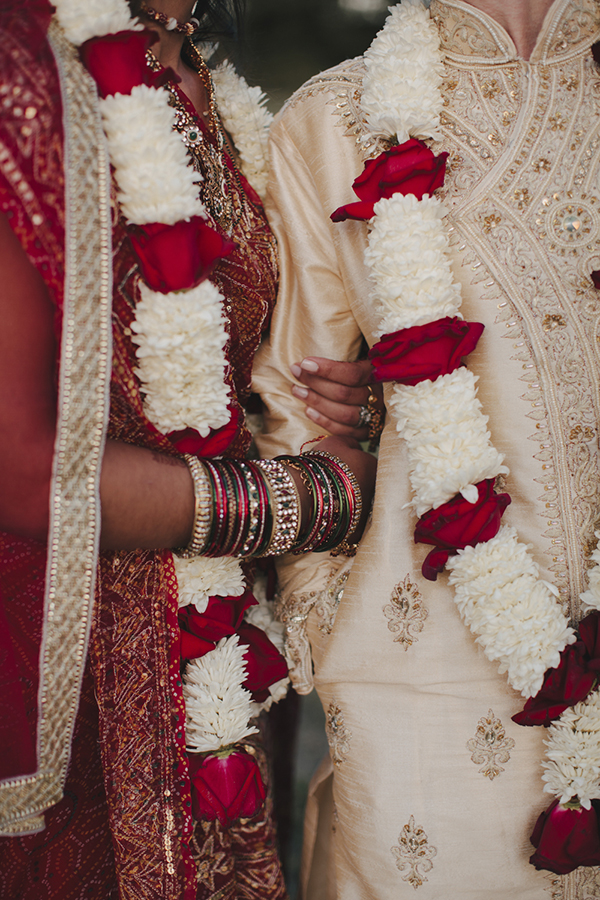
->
145, 45, 244, 234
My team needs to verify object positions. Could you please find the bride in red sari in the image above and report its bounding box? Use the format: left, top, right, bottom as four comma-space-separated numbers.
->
0, 1, 376, 898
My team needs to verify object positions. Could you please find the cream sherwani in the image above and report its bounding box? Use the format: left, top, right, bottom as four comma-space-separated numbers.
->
253, 1, 600, 896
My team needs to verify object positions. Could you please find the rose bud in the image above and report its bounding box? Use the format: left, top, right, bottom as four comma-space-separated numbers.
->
179, 591, 258, 647
129, 217, 234, 294
79, 30, 176, 99
530, 798, 600, 875
188, 749, 266, 825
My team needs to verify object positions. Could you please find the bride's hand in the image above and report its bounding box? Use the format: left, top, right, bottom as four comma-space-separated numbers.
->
290, 356, 385, 442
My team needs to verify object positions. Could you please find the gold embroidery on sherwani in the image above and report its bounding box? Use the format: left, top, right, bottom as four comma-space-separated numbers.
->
383, 575, 428, 650
549, 865, 600, 898
326, 702, 352, 767
467, 709, 515, 780
425, 0, 600, 626
391, 816, 437, 890
315, 568, 350, 634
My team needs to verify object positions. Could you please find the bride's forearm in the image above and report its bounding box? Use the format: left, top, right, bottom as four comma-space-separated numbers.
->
99, 440, 194, 550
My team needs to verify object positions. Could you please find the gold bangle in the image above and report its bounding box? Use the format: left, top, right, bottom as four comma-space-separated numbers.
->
175, 454, 212, 558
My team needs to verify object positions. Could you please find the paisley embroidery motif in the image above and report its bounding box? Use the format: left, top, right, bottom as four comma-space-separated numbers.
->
383, 576, 428, 651
391, 816, 437, 890
326, 701, 352, 768
466, 709, 515, 780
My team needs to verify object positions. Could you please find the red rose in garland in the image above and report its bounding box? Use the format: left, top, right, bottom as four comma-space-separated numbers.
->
530, 799, 600, 875
331, 139, 448, 223
179, 591, 258, 662
188, 750, 267, 825
368, 317, 484, 386
129, 218, 235, 294
513, 611, 600, 726
168, 404, 243, 459
415, 479, 511, 581
237, 622, 288, 703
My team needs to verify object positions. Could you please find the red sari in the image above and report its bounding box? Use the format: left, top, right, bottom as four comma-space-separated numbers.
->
0, 4, 284, 898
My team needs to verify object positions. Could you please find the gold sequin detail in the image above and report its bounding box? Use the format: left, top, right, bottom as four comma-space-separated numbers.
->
326, 701, 352, 767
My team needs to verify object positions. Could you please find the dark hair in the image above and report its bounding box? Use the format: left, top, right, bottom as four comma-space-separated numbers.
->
128, 1, 246, 41
193, 0, 246, 40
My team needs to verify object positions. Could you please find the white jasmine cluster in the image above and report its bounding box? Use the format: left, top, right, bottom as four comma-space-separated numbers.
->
389, 369, 507, 515
131, 280, 231, 436
361, 0, 444, 143
213, 62, 273, 199
53, 0, 139, 46
100, 86, 206, 224
542, 689, 600, 808
184, 636, 258, 752
175, 557, 245, 613
447, 527, 575, 697
367, 194, 463, 334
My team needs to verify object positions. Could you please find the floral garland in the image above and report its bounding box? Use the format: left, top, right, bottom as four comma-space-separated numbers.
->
53, 0, 288, 824
332, 0, 600, 875
212, 62, 273, 200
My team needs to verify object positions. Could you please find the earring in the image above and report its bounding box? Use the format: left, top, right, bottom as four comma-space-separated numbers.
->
190, 0, 202, 29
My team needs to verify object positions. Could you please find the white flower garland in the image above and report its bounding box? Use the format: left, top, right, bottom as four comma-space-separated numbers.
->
54, 0, 279, 755
542, 689, 600, 810
132, 280, 231, 436
212, 62, 273, 200
358, 0, 600, 809
184, 636, 258, 752
52, 0, 139, 46
100, 87, 206, 225
361, 0, 574, 700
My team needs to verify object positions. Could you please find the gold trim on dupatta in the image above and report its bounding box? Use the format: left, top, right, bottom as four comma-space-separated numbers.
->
0, 19, 112, 836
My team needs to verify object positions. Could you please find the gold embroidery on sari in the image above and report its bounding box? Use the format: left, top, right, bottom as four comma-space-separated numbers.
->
0, 18, 112, 836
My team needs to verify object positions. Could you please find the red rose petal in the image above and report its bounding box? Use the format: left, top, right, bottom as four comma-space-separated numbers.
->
331, 139, 448, 223
188, 750, 266, 825
368, 317, 484, 386
415, 480, 511, 581
530, 799, 600, 875
79, 30, 178, 99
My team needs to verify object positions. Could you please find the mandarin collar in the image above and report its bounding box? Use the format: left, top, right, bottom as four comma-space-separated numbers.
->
429, 0, 600, 66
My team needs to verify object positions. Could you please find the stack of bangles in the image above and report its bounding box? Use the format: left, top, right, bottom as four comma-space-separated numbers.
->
176, 451, 362, 559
